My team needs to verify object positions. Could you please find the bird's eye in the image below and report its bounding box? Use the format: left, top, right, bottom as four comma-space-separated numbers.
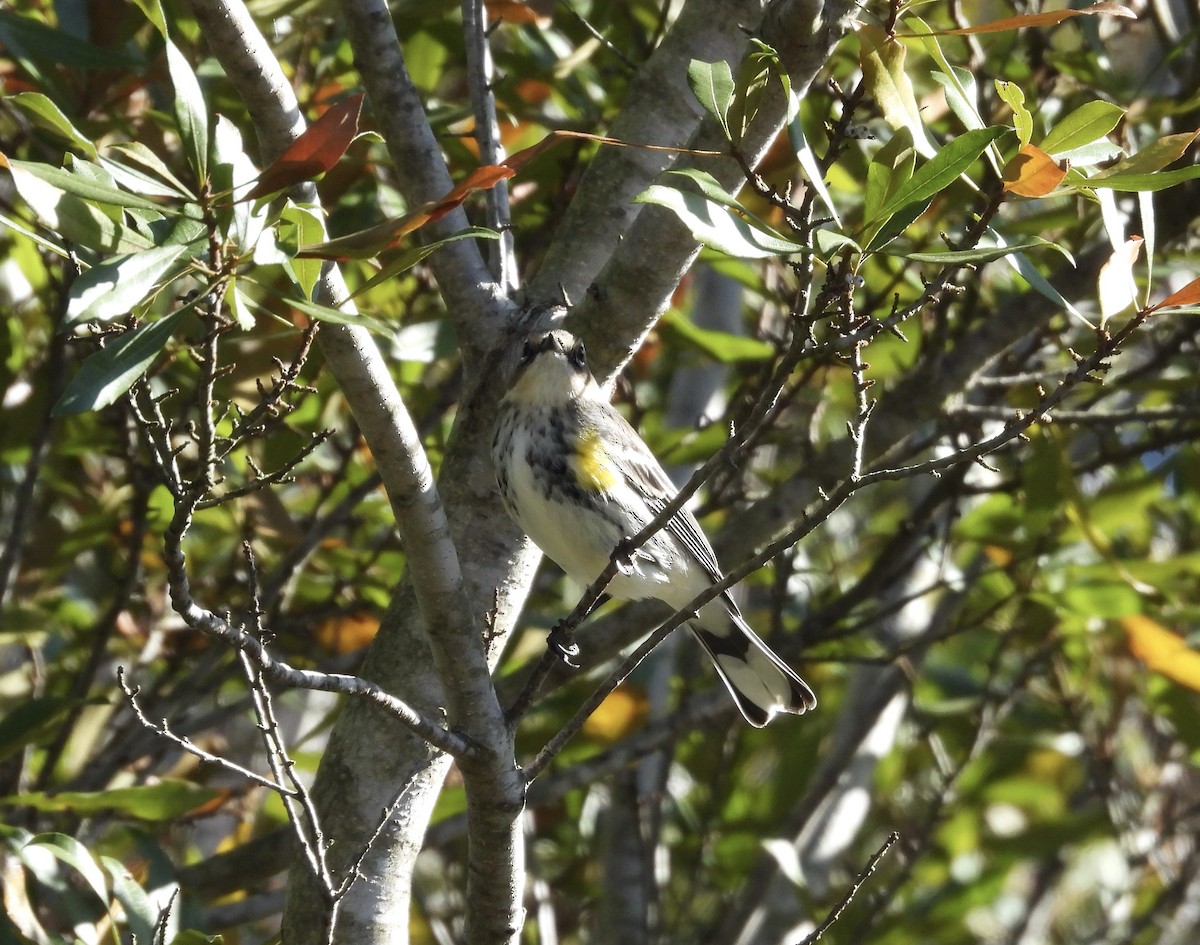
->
568, 339, 588, 370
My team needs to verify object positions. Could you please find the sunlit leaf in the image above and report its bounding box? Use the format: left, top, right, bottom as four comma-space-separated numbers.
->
1147, 275, 1200, 314
225, 279, 255, 330
1097, 235, 1144, 324
166, 40, 209, 179
9, 92, 97, 158
789, 110, 840, 226
1083, 165, 1200, 192
1091, 129, 1200, 180
688, 59, 733, 139
1, 156, 154, 253
931, 69, 985, 132
1003, 144, 1068, 197
886, 127, 1007, 216
66, 245, 191, 325
1040, 101, 1126, 156
245, 94, 364, 200
858, 23, 934, 156
1123, 616, 1200, 692
636, 179, 808, 259
2, 157, 168, 212
278, 201, 327, 300
995, 81, 1033, 146
21, 833, 109, 904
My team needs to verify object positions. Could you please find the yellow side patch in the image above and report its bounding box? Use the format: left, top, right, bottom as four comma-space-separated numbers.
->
575, 428, 619, 491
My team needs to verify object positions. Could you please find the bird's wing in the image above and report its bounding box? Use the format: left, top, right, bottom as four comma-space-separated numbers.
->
607, 416, 728, 588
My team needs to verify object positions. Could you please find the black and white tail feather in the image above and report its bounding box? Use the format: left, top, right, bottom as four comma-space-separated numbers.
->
493, 329, 816, 726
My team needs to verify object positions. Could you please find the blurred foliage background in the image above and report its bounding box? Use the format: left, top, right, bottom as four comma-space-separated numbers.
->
2, 0, 1200, 943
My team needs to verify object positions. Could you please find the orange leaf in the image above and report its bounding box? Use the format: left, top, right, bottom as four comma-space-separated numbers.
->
244, 94, 364, 201
1147, 274, 1200, 314
1122, 615, 1200, 692
919, 2, 1135, 35
315, 612, 380, 654
582, 686, 648, 742
485, 0, 554, 26
1002, 143, 1068, 197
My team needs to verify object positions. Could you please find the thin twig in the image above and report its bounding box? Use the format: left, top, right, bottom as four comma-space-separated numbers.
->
462, 0, 517, 292
117, 667, 295, 795
793, 831, 900, 945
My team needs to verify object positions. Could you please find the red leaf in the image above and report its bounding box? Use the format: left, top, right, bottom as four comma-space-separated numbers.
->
244, 94, 364, 201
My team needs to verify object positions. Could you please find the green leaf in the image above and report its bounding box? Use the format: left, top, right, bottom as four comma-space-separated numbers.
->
858, 23, 934, 157
788, 111, 840, 226
129, 0, 168, 37
99, 154, 191, 200
1091, 130, 1200, 179
661, 309, 773, 363
4, 158, 167, 212
636, 181, 808, 259
54, 308, 190, 415
1082, 165, 1200, 192
688, 59, 733, 138
279, 201, 328, 300
930, 70, 984, 131
66, 245, 191, 325
998, 238, 1090, 326
0, 11, 143, 71
882, 237, 1073, 265
1040, 100, 1125, 156
995, 80, 1033, 146
4, 780, 222, 821
876, 127, 1008, 221
3, 159, 153, 253
225, 279, 255, 330
345, 227, 500, 301
863, 127, 916, 222
104, 142, 195, 198
101, 855, 157, 945
727, 41, 788, 144
272, 293, 398, 338
9, 92, 97, 158
22, 833, 109, 904
0, 697, 85, 763
166, 41, 209, 180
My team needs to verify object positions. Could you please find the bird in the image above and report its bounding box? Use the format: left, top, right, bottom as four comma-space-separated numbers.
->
492, 328, 816, 726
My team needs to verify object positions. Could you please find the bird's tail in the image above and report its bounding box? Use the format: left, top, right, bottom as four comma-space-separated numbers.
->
689, 601, 816, 727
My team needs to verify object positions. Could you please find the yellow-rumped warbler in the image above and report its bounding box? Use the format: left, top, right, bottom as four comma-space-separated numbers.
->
493, 329, 816, 726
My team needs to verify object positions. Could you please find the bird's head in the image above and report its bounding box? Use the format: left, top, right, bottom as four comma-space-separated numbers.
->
505, 329, 598, 406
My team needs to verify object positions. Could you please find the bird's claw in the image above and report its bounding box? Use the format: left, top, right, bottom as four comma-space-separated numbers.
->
548, 622, 581, 668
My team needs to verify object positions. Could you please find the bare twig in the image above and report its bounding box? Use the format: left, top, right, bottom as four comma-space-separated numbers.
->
793, 830, 900, 945
117, 667, 295, 794
462, 0, 517, 293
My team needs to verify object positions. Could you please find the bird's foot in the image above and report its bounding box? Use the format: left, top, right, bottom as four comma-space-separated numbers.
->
547, 622, 581, 668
